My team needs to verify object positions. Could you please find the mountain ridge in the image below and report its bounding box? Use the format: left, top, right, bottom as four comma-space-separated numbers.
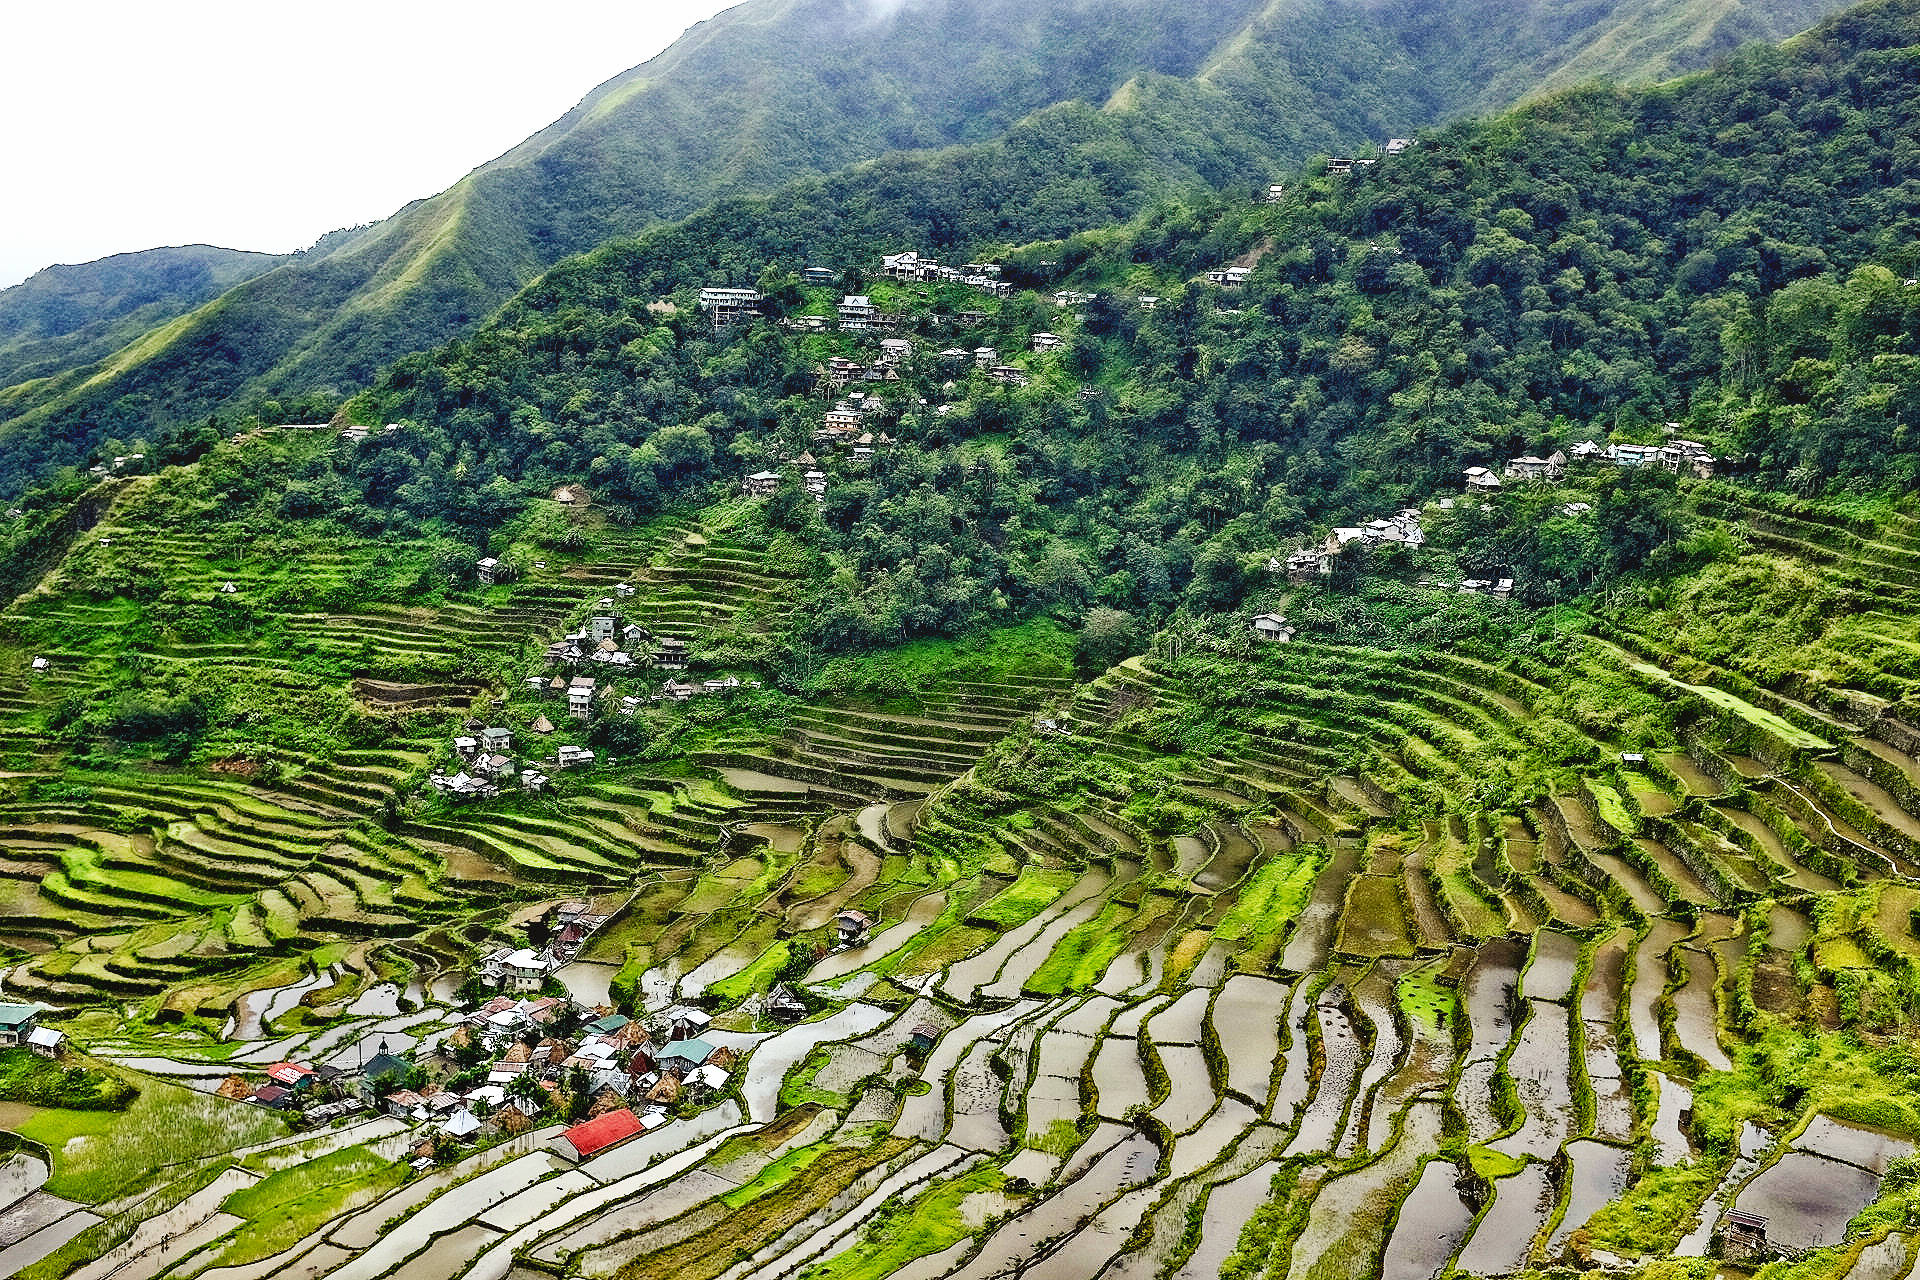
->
0, 244, 284, 394
0, 0, 1858, 496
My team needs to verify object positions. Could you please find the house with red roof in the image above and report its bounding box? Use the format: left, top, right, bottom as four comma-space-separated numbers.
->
552, 1107, 645, 1162
265, 1061, 318, 1090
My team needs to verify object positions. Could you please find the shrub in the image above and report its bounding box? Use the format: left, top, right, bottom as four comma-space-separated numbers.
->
0, 1051, 137, 1111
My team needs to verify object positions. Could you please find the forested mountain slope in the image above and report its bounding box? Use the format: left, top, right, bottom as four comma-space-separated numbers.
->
206, 0, 1910, 655
0, 0, 1852, 496
0, 245, 283, 391
4, 5, 1920, 1276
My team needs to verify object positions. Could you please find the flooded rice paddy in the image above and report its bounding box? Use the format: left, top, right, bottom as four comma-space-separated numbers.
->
39, 721, 1920, 1280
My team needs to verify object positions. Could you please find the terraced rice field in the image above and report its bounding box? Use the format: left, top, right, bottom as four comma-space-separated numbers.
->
6, 483, 1920, 1279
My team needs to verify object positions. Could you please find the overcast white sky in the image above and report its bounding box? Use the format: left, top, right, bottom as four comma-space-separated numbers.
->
0, 0, 739, 289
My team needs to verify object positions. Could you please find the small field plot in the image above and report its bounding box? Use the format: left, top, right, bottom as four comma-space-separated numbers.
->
1735, 1152, 1882, 1251
11, 1077, 288, 1202
1335, 875, 1415, 958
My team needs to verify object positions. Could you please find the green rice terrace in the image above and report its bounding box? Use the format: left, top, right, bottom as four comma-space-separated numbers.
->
4, 443, 1920, 1280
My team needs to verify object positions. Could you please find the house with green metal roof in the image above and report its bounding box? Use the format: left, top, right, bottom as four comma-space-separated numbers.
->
0, 1004, 41, 1047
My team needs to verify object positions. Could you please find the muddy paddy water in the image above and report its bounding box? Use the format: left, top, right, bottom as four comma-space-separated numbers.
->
982, 870, 1122, 1001
1283, 844, 1361, 971
897, 1005, 1032, 1140
1643, 1071, 1694, 1165
1738, 1149, 1880, 1251
1153, 1043, 1216, 1133
1290, 1099, 1445, 1280
949, 1038, 1013, 1151
748, 1001, 896, 1122
1795, 1115, 1916, 1171
942, 865, 1112, 1002
224, 966, 336, 1039
1092, 1034, 1153, 1119
1589, 851, 1668, 916
0, 1153, 47, 1213
1549, 1140, 1633, 1256
1196, 824, 1260, 892
1271, 982, 1316, 1127
1489, 1000, 1574, 1161
344, 982, 403, 1017
1718, 804, 1839, 893
1336, 874, 1415, 958
1581, 928, 1628, 1025
1455, 1160, 1553, 1276
0, 1208, 103, 1277
1212, 975, 1287, 1104
1402, 852, 1453, 948
1339, 972, 1404, 1156
1177, 1160, 1280, 1279
1521, 930, 1580, 1003
1662, 752, 1725, 797
1844, 1233, 1915, 1280
1462, 938, 1524, 1060
1770, 903, 1813, 951
1381, 1157, 1476, 1280
945, 1134, 1159, 1280
558, 960, 619, 1006
1534, 877, 1598, 927
810, 888, 948, 982
716, 767, 811, 794
1670, 948, 1731, 1070
1628, 919, 1687, 1061
1148, 987, 1212, 1044
1283, 1004, 1362, 1156
1171, 833, 1211, 880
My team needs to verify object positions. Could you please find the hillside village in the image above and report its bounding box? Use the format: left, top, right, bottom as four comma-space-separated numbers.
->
205, 935, 756, 1170
1271, 433, 1724, 607
7, 18, 1920, 1273
360, 235, 1748, 807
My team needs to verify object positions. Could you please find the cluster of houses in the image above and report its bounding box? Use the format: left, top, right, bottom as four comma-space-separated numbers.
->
813, 397, 896, 452
445, 996, 740, 1160
339, 424, 404, 442
1279, 508, 1427, 582
821, 343, 912, 389
1422, 574, 1517, 598
922, 345, 1031, 386
540, 597, 666, 677
704, 274, 1008, 336
424, 591, 754, 803
877, 251, 1012, 298
224, 991, 742, 1168
428, 724, 546, 800
742, 388, 907, 499
1468, 436, 1719, 491
478, 900, 611, 992
748, 454, 830, 499
1268, 496, 1519, 600
536, 600, 751, 717
210, 899, 896, 1170
1326, 139, 1413, 175
1582, 436, 1719, 477
86, 452, 148, 478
